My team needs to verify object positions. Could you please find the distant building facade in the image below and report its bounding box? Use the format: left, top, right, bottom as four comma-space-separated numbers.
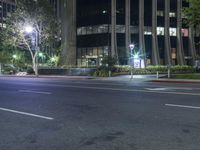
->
0, 0, 15, 29
60, 0, 200, 67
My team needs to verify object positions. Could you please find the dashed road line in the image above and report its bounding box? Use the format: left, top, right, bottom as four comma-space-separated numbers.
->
19, 90, 51, 95
0, 107, 54, 120
165, 104, 200, 110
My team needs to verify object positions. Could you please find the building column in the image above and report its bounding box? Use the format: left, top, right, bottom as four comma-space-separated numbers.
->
189, 26, 196, 64
111, 0, 118, 60
125, 0, 131, 64
60, 0, 77, 66
56, 0, 61, 18
139, 0, 146, 66
177, 0, 185, 65
188, 3, 196, 64
164, 0, 172, 65
0, 0, 2, 29
152, 0, 160, 65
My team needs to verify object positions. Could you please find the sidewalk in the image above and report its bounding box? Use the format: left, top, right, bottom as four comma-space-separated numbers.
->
97, 75, 157, 82
96, 75, 200, 84
148, 78, 200, 84
0, 74, 95, 80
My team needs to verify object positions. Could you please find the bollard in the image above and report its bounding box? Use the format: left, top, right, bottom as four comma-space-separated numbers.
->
156, 71, 159, 79
168, 69, 170, 78
131, 69, 133, 79
109, 70, 111, 77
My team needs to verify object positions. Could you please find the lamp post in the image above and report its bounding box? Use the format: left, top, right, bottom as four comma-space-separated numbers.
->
25, 26, 39, 76
129, 44, 135, 79
12, 54, 17, 66
129, 44, 135, 65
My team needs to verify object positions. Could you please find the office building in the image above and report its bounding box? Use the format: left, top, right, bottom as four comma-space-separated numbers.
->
60, 0, 199, 67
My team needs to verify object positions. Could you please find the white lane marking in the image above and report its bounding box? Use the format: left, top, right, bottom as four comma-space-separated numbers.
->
19, 90, 51, 95
165, 104, 200, 110
145, 88, 170, 91
0, 107, 54, 120
145, 87, 193, 91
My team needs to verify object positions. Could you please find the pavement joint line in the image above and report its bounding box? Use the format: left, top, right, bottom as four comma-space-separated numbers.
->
19, 90, 51, 95
165, 104, 200, 110
0, 107, 54, 120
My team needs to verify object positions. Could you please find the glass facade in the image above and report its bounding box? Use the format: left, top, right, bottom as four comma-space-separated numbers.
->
75, 0, 198, 66
77, 46, 109, 67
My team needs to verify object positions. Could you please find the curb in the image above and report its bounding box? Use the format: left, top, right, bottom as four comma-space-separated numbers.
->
0, 75, 95, 80
148, 79, 200, 84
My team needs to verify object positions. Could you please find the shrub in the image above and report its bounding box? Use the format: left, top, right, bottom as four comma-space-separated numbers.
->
93, 68, 109, 77
26, 67, 34, 74
2, 64, 17, 74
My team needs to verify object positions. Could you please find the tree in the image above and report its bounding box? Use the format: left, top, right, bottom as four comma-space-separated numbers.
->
0, 32, 13, 64
2, 0, 59, 74
183, 0, 200, 33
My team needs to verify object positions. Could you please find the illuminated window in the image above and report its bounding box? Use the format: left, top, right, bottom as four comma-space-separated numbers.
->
181, 28, 189, 37
0, 23, 6, 28
144, 27, 152, 35
157, 27, 164, 35
169, 28, 176, 36
169, 12, 176, 17
157, 10, 164, 17
116, 25, 125, 33
144, 31, 152, 35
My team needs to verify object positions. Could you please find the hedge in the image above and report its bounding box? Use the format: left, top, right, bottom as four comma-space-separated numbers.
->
93, 65, 195, 77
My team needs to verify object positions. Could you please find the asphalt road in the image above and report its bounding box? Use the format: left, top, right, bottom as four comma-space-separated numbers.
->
0, 76, 200, 150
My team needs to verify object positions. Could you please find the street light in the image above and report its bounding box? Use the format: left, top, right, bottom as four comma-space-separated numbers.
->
24, 25, 39, 76
129, 44, 135, 79
129, 44, 135, 65
25, 26, 33, 33
12, 54, 17, 59
129, 44, 135, 51
12, 54, 17, 66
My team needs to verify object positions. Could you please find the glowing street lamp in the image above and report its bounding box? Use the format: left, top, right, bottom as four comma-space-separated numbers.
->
38, 52, 43, 57
51, 57, 56, 62
25, 26, 33, 33
12, 54, 17, 59
133, 53, 139, 59
129, 44, 135, 50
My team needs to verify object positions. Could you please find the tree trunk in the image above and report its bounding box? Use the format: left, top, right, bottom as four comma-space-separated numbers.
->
60, 0, 77, 67
111, 0, 118, 62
